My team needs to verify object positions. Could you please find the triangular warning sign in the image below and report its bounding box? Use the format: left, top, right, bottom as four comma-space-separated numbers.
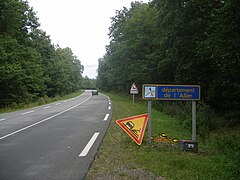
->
116, 114, 148, 145
130, 83, 138, 94
130, 83, 138, 91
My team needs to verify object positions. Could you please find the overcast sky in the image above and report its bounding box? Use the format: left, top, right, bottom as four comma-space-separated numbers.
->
27, 0, 149, 79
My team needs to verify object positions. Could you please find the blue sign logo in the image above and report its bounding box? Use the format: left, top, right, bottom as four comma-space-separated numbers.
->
143, 86, 156, 98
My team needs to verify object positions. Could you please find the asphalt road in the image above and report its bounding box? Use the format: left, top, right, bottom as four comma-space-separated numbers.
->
0, 90, 112, 180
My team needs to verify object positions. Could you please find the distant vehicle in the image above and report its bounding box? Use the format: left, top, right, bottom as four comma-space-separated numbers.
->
92, 90, 98, 95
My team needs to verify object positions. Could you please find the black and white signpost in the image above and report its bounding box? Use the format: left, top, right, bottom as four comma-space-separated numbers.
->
130, 83, 138, 104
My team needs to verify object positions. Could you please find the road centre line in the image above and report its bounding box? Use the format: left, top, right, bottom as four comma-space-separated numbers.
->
108, 106, 111, 110
103, 114, 109, 121
79, 132, 100, 157
21, 110, 34, 115
55, 103, 61, 105
43, 106, 51, 109
0, 95, 91, 140
0, 118, 6, 122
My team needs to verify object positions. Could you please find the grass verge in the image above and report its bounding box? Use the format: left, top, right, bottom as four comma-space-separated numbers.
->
0, 90, 84, 114
87, 93, 239, 179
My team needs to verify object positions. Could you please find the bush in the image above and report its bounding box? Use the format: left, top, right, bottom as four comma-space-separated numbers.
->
209, 131, 240, 178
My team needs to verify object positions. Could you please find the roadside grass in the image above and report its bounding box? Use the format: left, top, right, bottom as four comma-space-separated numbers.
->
87, 93, 239, 179
0, 90, 84, 114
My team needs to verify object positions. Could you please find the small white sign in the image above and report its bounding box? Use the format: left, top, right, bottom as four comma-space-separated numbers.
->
130, 83, 138, 94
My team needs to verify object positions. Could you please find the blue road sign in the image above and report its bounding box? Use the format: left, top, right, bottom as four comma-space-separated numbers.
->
142, 84, 200, 100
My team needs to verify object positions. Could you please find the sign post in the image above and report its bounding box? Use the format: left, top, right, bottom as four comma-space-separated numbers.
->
130, 83, 138, 104
148, 101, 152, 145
192, 101, 196, 141
142, 84, 200, 144
132, 93, 136, 104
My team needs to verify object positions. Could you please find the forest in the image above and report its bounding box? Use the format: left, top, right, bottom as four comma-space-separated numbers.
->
0, 0, 84, 107
96, 0, 240, 128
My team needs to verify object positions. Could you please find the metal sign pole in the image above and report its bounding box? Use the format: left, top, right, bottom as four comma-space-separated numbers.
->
148, 100, 152, 145
192, 100, 196, 141
133, 94, 135, 104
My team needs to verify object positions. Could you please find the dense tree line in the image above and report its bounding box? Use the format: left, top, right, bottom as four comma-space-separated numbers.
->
97, 0, 240, 125
0, 0, 84, 107
82, 76, 97, 89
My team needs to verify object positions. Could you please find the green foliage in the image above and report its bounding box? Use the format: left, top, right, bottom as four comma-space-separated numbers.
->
0, 34, 45, 105
46, 47, 83, 97
208, 131, 240, 178
82, 76, 96, 89
97, 0, 240, 128
0, 0, 84, 108
98, 2, 161, 93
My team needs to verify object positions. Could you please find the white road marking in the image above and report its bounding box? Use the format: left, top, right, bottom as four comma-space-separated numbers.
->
103, 94, 110, 101
0, 95, 92, 140
63, 100, 68, 103
103, 114, 109, 121
79, 132, 100, 157
55, 103, 61, 105
0, 118, 6, 122
108, 106, 111, 110
21, 110, 34, 115
43, 106, 51, 109
109, 102, 111, 105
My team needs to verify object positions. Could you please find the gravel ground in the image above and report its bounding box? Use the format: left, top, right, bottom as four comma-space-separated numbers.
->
86, 167, 165, 180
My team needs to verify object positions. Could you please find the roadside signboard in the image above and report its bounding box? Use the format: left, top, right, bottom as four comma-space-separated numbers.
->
116, 114, 148, 145
130, 83, 138, 94
142, 84, 201, 144
143, 84, 200, 101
